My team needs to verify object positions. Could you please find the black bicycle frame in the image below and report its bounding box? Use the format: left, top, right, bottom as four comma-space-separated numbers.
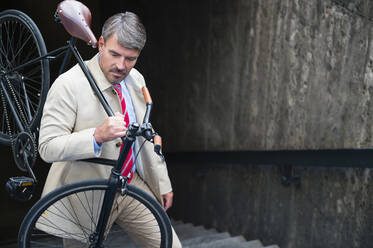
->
0, 37, 74, 133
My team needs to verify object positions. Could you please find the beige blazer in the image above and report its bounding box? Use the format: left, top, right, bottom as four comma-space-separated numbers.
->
38, 53, 172, 204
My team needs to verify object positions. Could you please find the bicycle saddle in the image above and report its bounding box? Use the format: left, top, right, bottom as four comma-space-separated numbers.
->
57, 0, 97, 47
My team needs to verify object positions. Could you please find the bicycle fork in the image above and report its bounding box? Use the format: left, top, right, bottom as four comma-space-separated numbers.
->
91, 126, 138, 247
89, 172, 119, 248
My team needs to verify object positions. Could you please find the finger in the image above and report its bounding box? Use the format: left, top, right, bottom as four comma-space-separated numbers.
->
111, 117, 126, 127
113, 124, 126, 132
167, 197, 173, 209
117, 131, 127, 137
113, 115, 124, 121
114, 111, 122, 117
113, 117, 125, 124
163, 198, 168, 211
164, 201, 171, 211
163, 196, 172, 211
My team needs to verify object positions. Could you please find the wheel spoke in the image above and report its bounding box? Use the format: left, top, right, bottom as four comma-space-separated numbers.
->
10, 33, 33, 65
6, 21, 16, 69
0, 10, 49, 144
0, 23, 13, 69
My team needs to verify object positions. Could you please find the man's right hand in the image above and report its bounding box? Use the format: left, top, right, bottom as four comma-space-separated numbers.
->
94, 112, 127, 144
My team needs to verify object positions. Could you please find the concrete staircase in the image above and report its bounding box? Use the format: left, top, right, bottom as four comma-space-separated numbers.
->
173, 220, 280, 248
0, 220, 280, 247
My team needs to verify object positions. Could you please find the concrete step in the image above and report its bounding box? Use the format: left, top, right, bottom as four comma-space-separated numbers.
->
173, 220, 280, 248
243, 239, 264, 247
171, 219, 186, 226
181, 232, 231, 246
2, 219, 280, 248
188, 236, 249, 248
121, 220, 279, 248
174, 223, 217, 240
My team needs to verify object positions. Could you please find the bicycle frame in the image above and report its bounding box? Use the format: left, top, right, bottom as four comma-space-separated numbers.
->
1, 3, 169, 246
0, 11, 158, 245
0, 37, 76, 133
2, 35, 154, 246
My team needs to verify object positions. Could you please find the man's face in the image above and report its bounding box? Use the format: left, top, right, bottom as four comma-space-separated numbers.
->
98, 35, 140, 83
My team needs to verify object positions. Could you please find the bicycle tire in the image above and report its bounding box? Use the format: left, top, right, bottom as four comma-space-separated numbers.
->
18, 179, 172, 248
0, 10, 50, 145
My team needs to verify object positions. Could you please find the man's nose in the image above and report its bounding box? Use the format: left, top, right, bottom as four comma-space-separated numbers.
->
116, 58, 126, 71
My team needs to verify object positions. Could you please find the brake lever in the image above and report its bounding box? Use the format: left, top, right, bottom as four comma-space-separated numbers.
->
153, 134, 165, 162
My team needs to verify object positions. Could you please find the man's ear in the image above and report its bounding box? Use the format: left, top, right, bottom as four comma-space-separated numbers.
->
98, 36, 105, 53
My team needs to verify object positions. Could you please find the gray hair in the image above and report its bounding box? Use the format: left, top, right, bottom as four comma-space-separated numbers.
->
101, 12, 146, 51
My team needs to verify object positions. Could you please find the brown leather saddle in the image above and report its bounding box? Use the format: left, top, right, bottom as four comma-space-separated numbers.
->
57, 0, 97, 47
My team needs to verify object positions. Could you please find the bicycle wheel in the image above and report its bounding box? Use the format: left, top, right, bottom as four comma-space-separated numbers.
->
18, 179, 172, 248
0, 10, 50, 145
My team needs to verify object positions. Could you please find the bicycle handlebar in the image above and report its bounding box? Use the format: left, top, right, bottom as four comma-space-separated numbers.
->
142, 87, 152, 104
140, 87, 163, 155
153, 135, 162, 155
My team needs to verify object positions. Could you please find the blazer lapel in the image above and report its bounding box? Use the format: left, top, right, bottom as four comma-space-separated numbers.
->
84, 53, 123, 115
86, 53, 113, 93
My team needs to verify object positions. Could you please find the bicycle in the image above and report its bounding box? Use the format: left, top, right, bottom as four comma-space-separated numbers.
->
0, 0, 173, 247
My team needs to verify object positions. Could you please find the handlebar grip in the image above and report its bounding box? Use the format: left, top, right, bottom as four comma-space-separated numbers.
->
154, 135, 162, 154
142, 87, 153, 104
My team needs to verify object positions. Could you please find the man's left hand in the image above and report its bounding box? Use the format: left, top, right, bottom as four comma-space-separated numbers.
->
162, 191, 174, 211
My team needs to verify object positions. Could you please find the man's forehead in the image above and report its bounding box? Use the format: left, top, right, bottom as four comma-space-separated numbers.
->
104, 37, 138, 55
108, 48, 139, 58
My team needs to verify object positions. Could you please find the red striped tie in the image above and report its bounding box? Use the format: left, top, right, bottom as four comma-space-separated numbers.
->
113, 83, 134, 183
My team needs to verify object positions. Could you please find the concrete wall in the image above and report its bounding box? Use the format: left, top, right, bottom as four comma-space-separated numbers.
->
167, 155, 373, 248
139, 0, 373, 151
138, 1, 373, 247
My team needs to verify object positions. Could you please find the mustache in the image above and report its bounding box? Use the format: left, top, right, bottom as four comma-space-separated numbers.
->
109, 67, 126, 75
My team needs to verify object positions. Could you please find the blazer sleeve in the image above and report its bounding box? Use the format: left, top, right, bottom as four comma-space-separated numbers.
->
129, 70, 173, 198
38, 73, 100, 163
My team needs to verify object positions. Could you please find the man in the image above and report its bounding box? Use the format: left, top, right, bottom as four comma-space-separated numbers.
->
38, 12, 181, 247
